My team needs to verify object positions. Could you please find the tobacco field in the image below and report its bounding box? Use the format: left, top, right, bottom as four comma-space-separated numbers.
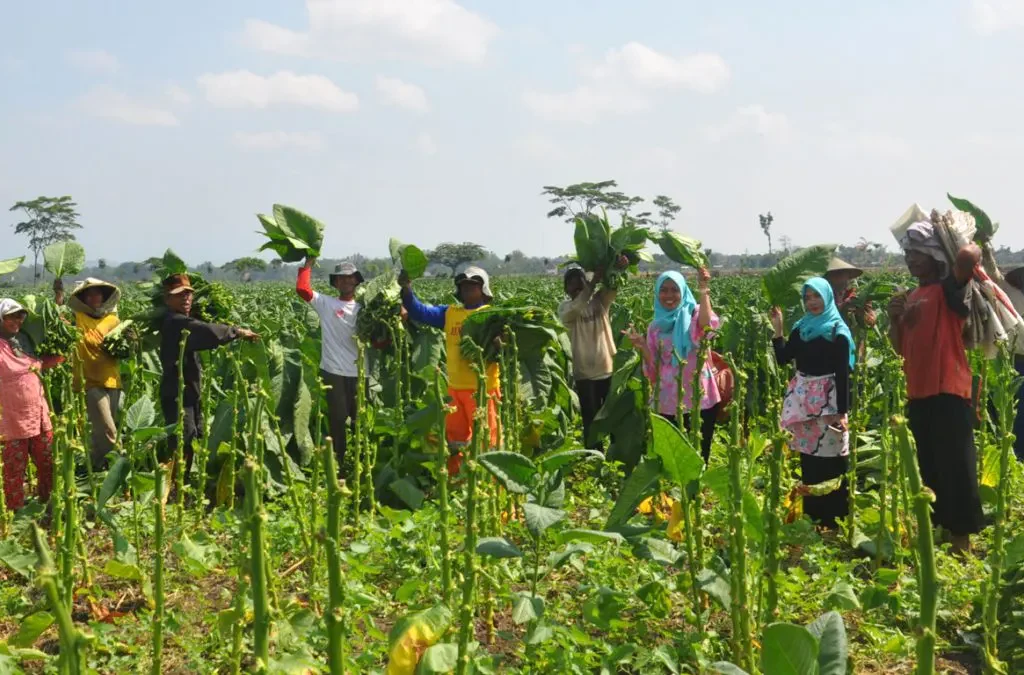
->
1, 272, 1022, 675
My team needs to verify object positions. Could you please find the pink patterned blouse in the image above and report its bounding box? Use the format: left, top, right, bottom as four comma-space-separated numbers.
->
0, 339, 53, 442
643, 310, 722, 416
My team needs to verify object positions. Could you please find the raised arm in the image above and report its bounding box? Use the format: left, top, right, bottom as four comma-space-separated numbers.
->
398, 271, 447, 330
296, 257, 315, 303
558, 282, 594, 325
696, 268, 712, 329
176, 316, 257, 352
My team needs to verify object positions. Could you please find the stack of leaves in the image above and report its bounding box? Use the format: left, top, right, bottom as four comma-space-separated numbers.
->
460, 306, 562, 363
101, 319, 139, 360
43, 240, 86, 281
18, 295, 79, 357
354, 238, 428, 345
655, 231, 709, 270
256, 205, 325, 262
567, 209, 652, 290
761, 244, 837, 309
140, 250, 238, 328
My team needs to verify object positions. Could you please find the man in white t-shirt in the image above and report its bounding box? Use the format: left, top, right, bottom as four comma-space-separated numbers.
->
297, 256, 363, 474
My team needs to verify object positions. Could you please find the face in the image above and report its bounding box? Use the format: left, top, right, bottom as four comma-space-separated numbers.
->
1, 311, 26, 334
565, 273, 585, 299
904, 249, 938, 280
165, 289, 194, 316
825, 270, 854, 296
658, 279, 682, 310
332, 275, 358, 298
81, 288, 105, 310
458, 280, 485, 306
803, 289, 825, 315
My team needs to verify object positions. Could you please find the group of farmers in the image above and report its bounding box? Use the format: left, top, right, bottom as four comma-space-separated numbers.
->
2, 232, 1024, 556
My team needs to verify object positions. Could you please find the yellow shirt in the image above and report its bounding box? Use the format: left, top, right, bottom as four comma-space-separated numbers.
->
444, 305, 500, 391
73, 312, 122, 390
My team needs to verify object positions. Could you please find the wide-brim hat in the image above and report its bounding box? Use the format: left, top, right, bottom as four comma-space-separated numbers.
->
69, 278, 121, 315
162, 273, 195, 295
329, 262, 364, 285
0, 298, 26, 318
825, 257, 863, 280
455, 266, 493, 301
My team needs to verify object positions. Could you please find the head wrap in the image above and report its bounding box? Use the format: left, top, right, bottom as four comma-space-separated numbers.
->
69, 278, 120, 319
793, 277, 855, 368
652, 271, 698, 364
899, 222, 949, 278
0, 298, 33, 356
455, 266, 493, 304
0, 298, 26, 319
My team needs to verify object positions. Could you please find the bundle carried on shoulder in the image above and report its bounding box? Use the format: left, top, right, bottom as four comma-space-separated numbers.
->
891, 198, 1024, 358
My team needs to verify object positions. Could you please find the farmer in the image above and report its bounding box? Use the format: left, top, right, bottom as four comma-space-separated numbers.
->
0, 299, 64, 511
625, 268, 721, 463
997, 265, 1024, 460
297, 257, 365, 474
159, 274, 259, 486
399, 266, 499, 473
770, 278, 854, 528
825, 258, 876, 329
558, 265, 616, 450
55, 278, 122, 470
888, 223, 984, 553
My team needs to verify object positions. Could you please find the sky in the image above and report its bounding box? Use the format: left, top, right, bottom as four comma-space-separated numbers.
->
2, 0, 1023, 266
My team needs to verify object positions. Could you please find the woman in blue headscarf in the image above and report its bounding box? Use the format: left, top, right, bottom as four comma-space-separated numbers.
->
769, 277, 855, 527
626, 267, 722, 462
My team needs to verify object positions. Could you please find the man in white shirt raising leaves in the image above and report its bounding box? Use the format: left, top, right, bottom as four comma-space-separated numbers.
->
296, 256, 364, 476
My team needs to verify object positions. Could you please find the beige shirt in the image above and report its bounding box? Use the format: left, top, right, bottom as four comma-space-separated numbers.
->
558, 282, 616, 381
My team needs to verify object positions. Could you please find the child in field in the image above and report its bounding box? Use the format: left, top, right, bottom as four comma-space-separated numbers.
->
888, 223, 984, 552
625, 268, 721, 463
0, 299, 64, 511
399, 267, 499, 473
770, 278, 854, 527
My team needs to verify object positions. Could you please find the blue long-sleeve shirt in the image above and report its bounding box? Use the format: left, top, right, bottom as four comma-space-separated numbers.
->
402, 290, 485, 329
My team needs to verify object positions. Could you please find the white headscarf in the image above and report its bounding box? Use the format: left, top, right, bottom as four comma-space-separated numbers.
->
0, 298, 26, 318
899, 222, 949, 277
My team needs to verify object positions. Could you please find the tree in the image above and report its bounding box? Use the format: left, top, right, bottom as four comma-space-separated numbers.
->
222, 256, 268, 282
652, 195, 682, 232
759, 212, 774, 255
427, 242, 488, 272
9, 195, 82, 280
541, 180, 646, 223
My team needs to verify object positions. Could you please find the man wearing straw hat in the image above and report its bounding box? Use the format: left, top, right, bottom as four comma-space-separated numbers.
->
825, 258, 876, 329
57, 278, 123, 470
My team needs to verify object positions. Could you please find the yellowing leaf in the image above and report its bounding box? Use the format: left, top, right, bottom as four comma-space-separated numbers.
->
386, 605, 452, 675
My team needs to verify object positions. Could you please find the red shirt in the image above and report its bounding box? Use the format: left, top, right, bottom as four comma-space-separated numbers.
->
899, 279, 972, 401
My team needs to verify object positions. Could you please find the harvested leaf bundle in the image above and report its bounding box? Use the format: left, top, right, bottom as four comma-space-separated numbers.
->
19, 295, 79, 357
0, 256, 24, 275
567, 210, 651, 289
460, 305, 562, 363
355, 270, 402, 345
256, 205, 325, 262
43, 240, 86, 280
389, 238, 428, 280
138, 250, 238, 331
655, 231, 709, 270
762, 244, 837, 309
102, 319, 139, 360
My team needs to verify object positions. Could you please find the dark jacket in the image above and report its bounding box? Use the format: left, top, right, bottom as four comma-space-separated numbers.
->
159, 312, 239, 404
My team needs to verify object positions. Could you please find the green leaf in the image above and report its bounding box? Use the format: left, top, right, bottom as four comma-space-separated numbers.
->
388, 605, 452, 651
708, 664, 751, 675
656, 231, 708, 269
807, 611, 848, 675
801, 476, 844, 496
762, 244, 837, 309
124, 395, 156, 431
0, 539, 38, 579
650, 415, 704, 486
522, 503, 566, 538
948, 193, 998, 241
103, 559, 144, 582
160, 249, 188, 276
417, 643, 458, 674
43, 240, 85, 278
478, 451, 536, 494
274, 205, 324, 256
761, 623, 820, 675
267, 651, 323, 675
605, 458, 663, 531
0, 256, 24, 275
512, 593, 545, 624
171, 533, 222, 577
389, 238, 429, 280
97, 456, 131, 510
10, 612, 53, 648
476, 537, 524, 559
558, 529, 625, 546
535, 448, 604, 473
132, 425, 173, 444
824, 581, 861, 611
697, 565, 732, 612
389, 478, 425, 510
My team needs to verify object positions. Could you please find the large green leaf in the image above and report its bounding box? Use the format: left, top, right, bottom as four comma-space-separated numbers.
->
762, 244, 836, 309
807, 611, 848, 675
522, 503, 566, 538
0, 256, 24, 275
389, 238, 429, 280
98, 456, 131, 510
274, 205, 324, 256
388, 605, 452, 651
43, 240, 85, 278
10, 611, 54, 648
536, 448, 604, 473
948, 193, 998, 242
760, 623, 820, 675
478, 451, 536, 494
656, 231, 708, 269
160, 249, 188, 276
697, 562, 732, 611
476, 537, 524, 559
650, 415, 704, 486
605, 458, 663, 531
0, 539, 38, 579
417, 643, 458, 674
124, 395, 156, 431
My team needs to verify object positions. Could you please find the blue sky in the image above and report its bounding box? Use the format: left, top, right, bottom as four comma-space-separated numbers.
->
2, 0, 1023, 265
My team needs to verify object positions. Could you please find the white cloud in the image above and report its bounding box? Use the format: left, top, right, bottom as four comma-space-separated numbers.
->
822, 124, 911, 159
197, 70, 358, 112
416, 132, 438, 155
971, 0, 1024, 34
165, 84, 192, 106
705, 104, 791, 143
66, 49, 119, 74
233, 131, 325, 151
524, 42, 728, 122
376, 76, 429, 113
241, 0, 499, 64
77, 86, 179, 126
